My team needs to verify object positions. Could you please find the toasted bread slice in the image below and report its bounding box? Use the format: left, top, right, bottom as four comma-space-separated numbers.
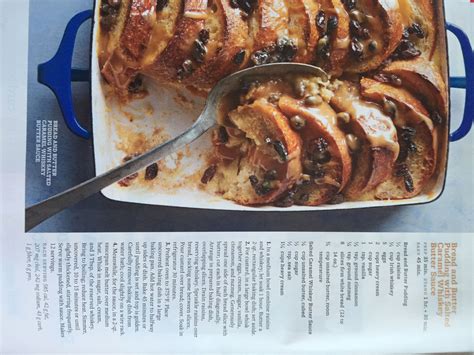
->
313, 0, 351, 76
101, 0, 151, 91
330, 82, 399, 199
247, 0, 290, 65
140, 0, 183, 67
286, 0, 320, 63
397, 0, 436, 59
381, 58, 448, 118
360, 77, 437, 199
278, 96, 352, 205
143, 0, 208, 82
182, 0, 250, 89
211, 99, 302, 205
343, 0, 403, 73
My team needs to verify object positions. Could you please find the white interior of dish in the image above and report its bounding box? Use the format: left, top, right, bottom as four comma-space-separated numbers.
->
90, 3, 448, 211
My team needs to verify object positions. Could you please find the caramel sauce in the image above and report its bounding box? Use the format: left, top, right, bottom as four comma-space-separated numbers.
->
335, 83, 399, 157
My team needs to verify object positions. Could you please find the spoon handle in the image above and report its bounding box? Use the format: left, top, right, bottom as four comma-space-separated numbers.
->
25, 118, 215, 232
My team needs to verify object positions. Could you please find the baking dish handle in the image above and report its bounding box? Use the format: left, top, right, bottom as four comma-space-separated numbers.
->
447, 23, 474, 142
37, 10, 93, 139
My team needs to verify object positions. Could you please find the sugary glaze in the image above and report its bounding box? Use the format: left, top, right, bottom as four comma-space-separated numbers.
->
97, 0, 449, 207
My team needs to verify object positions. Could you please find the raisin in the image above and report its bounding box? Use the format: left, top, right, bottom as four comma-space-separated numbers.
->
402, 28, 410, 39
250, 50, 270, 66
156, 0, 169, 11
249, 175, 272, 196
404, 173, 415, 192
230, 0, 255, 14
393, 39, 421, 60
276, 37, 297, 62
316, 11, 327, 32
198, 29, 210, 44
233, 49, 246, 65
128, 76, 143, 93
311, 138, 331, 164
145, 163, 159, 181
411, 23, 425, 38
192, 39, 207, 63
327, 15, 339, 32
351, 38, 364, 58
272, 140, 288, 162
349, 20, 363, 37
217, 126, 229, 144
249, 175, 259, 187
343, 0, 356, 11
177, 60, 193, 79
201, 165, 217, 184
118, 173, 138, 187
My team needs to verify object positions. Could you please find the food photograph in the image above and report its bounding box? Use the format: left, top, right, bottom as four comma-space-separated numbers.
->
24, 0, 473, 232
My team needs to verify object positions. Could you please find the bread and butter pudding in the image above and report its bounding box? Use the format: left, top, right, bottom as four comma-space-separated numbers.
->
98, 0, 448, 207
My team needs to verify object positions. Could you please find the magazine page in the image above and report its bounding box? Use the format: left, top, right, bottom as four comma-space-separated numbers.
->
1, 0, 473, 353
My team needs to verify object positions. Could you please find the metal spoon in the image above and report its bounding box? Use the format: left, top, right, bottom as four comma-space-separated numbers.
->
25, 63, 328, 231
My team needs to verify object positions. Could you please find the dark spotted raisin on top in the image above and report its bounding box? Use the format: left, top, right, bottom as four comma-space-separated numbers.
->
230, 0, 256, 14
270, 140, 289, 162
156, 0, 169, 11
409, 23, 425, 39
394, 164, 415, 192
201, 165, 217, 184
316, 10, 327, 32
199, 29, 210, 44
310, 137, 331, 164
177, 60, 194, 80
192, 39, 207, 63
249, 175, 273, 196
233, 49, 246, 65
145, 163, 159, 181
250, 50, 270, 66
392, 39, 421, 60
342, 0, 356, 11
250, 37, 297, 66
128, 75, 143, 93
217, 126, 229, 144
350, 38, 364, 58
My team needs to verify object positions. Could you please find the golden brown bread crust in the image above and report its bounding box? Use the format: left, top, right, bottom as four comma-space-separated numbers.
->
314, 0, 350, 76
381, 57, 448, 118
287, 0, 320, 63
397, 0, 437, 59
182, 0, 250, 89
330, 82, 399, 199
360, 77, 437, 199
101, 0, 154, 91
278, 95, 352, 205
143, 0, 208, 82
344, 0, 403, 73
250, 0, 289, 52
